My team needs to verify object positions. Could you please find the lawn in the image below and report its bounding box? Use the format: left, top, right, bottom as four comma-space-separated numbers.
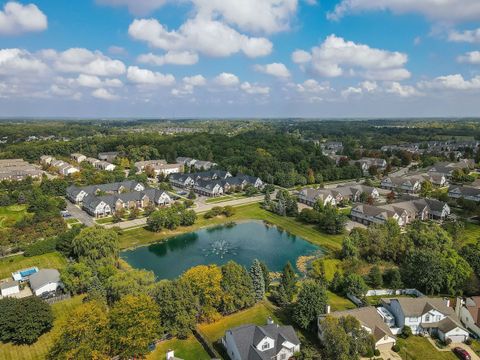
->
205, 194, 246, 204
397, 336, 457, 360
0, 295, 85, 360
147, 336, 209, 360
0, 204, 28, 228
463, 222, 480, 244
118, 203, 345, 251
323, 258, 342, 281
327, 291, 356, 312
0, 252, 67, 279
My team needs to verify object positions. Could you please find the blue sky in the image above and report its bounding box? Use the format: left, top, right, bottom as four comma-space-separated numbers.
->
1, 0, 480, 118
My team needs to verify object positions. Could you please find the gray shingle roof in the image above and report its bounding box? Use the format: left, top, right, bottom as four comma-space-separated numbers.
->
29, 269, 60, 292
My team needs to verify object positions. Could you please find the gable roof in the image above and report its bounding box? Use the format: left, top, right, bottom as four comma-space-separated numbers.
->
382, 297, 454, 317
29, 269, 60, 291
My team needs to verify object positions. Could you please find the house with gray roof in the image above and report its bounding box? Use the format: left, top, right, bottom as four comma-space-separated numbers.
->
222, 320, 300, 360
29, 269, 61, 297
448, 186, 480, 202
98, 151, 118, 162
381, 176, 422, 194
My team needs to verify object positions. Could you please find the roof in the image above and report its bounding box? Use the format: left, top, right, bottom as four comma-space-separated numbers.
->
327, 306, 395, 342
226, 323, 300, 360
0, 280, 19, 290
29, 269, 60, 291
382, 297, 455, 317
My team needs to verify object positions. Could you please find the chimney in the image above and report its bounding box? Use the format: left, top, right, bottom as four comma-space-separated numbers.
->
166, 350, 174, 360
267, 317, 274, 325
325, 304, 331, 314
444, 297, 450, 308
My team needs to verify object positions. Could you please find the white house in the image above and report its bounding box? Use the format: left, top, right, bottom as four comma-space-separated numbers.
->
381, 176, 422, 193
71, 153, 87, 163
29, 269, 61, 297
297, 188, 337, 207
456, 296, 480, 339
382, 297, 469, 343
222, 320, 300, 360
95, 160, 116, 171
0, 280, 20, 297
318, 306, 396, 350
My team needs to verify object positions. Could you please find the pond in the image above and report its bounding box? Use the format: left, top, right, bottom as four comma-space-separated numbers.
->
121, 221, 322, 279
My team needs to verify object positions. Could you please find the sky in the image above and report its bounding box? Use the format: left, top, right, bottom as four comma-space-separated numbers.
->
1, 0, 480, 118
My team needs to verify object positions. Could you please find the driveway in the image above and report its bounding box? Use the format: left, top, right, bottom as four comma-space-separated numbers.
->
65, 202, 95, 227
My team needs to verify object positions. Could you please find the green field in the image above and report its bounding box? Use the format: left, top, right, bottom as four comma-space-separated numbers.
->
0, 205, 28, 228
147, 336, 209, 360
0, 295, 84, 360
118, 203, 344, 251
0, 252, 67, 279
397, 336, 457, 360
327, 291, 356, 312
205, 194, 247, 204
463, 222, 480, 244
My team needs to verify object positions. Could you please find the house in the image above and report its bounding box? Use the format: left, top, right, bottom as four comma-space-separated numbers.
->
176, 157, 197, 168
223, 174, 264, 190
332, 184, 380, 203
381, 176, 422, 194
95, 160, 116, 171
298, 185, 379, 207
0, 159, 43, 181
297, 188, 337, 207
29, 269, 61, 297
352, 158, 388, 174
448, 186, 480, 202
40, 155, 53, 165
135, 160, 183, 176
193, 160, 217, 171
0, 280, 20, 297
66, 180, 146, 204
427, 173, 449, 187
47, 157, 79, 176
98, 152, 118, 162
71, 153, 86, 163
456, 297, 480, 338
382, 297, 469, 343
222, 320, 300, 360
194, 179, 224, 197
428, 160, 474, 178
169, 173, 196, 188
85, 157, 100, 166
318, 306, 396, 350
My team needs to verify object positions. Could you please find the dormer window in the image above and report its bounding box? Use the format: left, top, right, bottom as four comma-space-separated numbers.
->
425, 314, 430, 322
262, 343, 270, 350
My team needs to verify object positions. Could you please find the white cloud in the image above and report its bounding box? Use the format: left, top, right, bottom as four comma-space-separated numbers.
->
213, 72, 240, 86
137, 51, 199, 66
0, 48, 47, 75
46, 48, 126, 76
328, 0, 480, 23
128, 17, 272, 58
254, 62, 291, 78
386, 82, 420, 97
95, 0, 166, 16
0, 2, 47, 35
341, 86, 362, 97
292, 49, 312, 64
92, 88, 119, 101
76, 74, 123, 88
448, 28, 480, 43
126, 66, 175, 86
183, 75, 206, 87
360, 80, 378, 92
419, 74, 480, 91
295, 34, 410, 81
457, 51, 480, 65
296, 79, 330, 93
240, 82, 270, 95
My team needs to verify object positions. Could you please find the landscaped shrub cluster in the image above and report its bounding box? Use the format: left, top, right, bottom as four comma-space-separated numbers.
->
203, 206, 235, 219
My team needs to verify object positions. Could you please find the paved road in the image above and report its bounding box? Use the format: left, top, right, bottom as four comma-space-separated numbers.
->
66, 202, 95, 227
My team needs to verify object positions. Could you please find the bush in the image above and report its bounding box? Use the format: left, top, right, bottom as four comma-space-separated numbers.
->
401, 325, 412, 338
465, 338, 472, 345
444, 338, 452, 346
374, 348, 380, 356
23, 237, 57, 257
392, 344, 400, 353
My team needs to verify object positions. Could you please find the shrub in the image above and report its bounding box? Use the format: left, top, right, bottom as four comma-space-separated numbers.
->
374, 348, 380, 356
401, 325, 412, 338
223, 206, 235, 217
392, 344, 400, 353
23, 237, 57, 257
444, 338, 452, 346
465, 338, 472, 345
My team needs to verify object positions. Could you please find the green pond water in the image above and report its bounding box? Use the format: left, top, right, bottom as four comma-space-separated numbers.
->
121, 221, 322, 279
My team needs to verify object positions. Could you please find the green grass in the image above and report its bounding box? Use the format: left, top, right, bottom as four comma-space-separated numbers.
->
147, 336, 209, 360
397, 336, 457, 360
323, 259, 342, 281
463, 222, 480, 244
0, 204, 28, 228
205, 194, 247, 204
198, 302, 278, 344
327, 291, 356, 312
118, 203, 344, 251
0, 252, 67, 279
0, 295, 85, 360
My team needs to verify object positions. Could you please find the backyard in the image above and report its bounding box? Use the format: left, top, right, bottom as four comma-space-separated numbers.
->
147, 336, 209, 360
118, 203, 345, 251
0, 295, 84, 360
397, 336, 457, 360
0, 204, 27, 228
0, 252, 67, 279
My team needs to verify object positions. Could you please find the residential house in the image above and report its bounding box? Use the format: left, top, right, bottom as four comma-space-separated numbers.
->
0, 280, 20, 297
332, 184, 380, 203
382, 297, 469, 343
176, 157, 217, 170
222, 320, 300, 360
169, 173, 196, 188
0, 159, 43, 181
318, 306, 396, 350
381, 176, 422, 193
85, 157, 100, 166
39, 155, 53, 165
48, 158, 79, 176
456, 297, 480, 338
98, 152, 118, 163
298, 185, 379, 207
194, 179, 224, 197
222, 174, 264, 191
352, 157, 388, 174
448, 186, 480, 202
95, 160, 116, 171
297, 188, 337, 207
71, 153, 86, 163
135, 160, 183, 176
176, 157, 197, 168
428, 160, 475, 178
66, 180, 145, 204
29, 269, 61, 297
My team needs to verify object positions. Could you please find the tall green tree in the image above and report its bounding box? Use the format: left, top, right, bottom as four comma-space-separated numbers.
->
280, 262, 297, 302
221, 261, 255, 314
249, 259, 265, 302
71, 226, 119, 262
293, 280, 328, 330
105, 269, 156, 304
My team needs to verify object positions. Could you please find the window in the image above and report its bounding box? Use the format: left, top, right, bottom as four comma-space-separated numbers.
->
262, 343, 270, 350
280, 354, 287, 360
425, 314, 430, 322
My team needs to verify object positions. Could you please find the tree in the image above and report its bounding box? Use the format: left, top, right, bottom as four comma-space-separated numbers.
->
249, 259, 265, 302
180, 209, 197, 226
293, 280, 328, 329
342, 274, 368, 299
155, 279, 197, 338
188, 190, 196, 200
460, 240, 480, 277
56, 225, 83, 257
341, 236, 359, 259
105, 269, 156, 304
420, 180, 433, 198
61, 261, 96, 294
71, 226, 119, 262
309, 258, 327, 283
0, 297, 53, 345
147, 208, 181, 232
109, 294, 161, 359
367, 266, 383, 289
383, 268, 403, 289
221, 261, 255, 314
259, 261, 270, 290
48, 301, 109, 360
182, 265, 223, 322
128, 207, 140, 220
280, 262, 297, 303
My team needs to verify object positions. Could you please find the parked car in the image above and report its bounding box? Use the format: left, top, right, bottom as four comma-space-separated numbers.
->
453, 347, 471, 360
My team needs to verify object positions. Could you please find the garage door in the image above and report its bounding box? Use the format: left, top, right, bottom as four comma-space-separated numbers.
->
448, 335, 466, 343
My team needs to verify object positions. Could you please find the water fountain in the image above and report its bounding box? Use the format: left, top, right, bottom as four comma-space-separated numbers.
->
202, 239, 238, 258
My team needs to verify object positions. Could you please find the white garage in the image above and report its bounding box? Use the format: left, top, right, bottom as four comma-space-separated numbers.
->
438, 318, 469, 343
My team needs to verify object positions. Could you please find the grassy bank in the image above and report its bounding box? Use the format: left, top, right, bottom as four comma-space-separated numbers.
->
118, 203, 344, 251
147, 336, 209, 360
0, 295, 84, 360
0, 252, 67, 279
463, 222, 480, 244
0, 205, 27, 228
397, 336, 456, 360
